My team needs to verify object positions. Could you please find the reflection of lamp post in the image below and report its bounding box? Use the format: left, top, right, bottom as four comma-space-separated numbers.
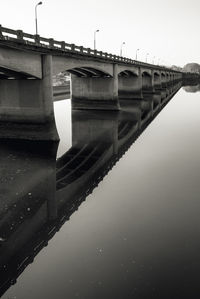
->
35, 2, 43, 35
145, 53, 149, 63
94, 29, 99, 50
136, 48, 140, 60
120, 42, 125, 56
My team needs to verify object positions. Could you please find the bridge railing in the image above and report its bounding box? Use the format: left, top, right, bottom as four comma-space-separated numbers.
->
0, 25, 181, 73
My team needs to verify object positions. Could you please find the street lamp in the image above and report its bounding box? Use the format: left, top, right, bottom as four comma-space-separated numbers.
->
120, 42, 125, 57
145, 53, 149, 63
35, 1, 43, 35
152, 56, 156, 64
136, 48, 140, 60
94, 29, 99, 50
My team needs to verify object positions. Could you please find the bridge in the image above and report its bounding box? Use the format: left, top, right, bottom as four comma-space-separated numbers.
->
0, 25, 183, 140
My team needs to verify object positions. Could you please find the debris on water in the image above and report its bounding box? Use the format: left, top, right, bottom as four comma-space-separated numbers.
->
27, 207, 31, 211
0, 237, 5, 242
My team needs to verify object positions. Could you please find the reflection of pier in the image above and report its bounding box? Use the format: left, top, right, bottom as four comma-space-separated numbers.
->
0, 82, 181, 297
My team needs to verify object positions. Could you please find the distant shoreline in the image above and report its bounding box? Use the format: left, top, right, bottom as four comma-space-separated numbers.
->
53, 85, 70, 101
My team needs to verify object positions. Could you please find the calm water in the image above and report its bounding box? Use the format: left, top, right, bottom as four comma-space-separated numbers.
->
1, 83, 200, 299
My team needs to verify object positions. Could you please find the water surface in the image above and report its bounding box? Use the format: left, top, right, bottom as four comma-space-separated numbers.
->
1, 85, 200, 299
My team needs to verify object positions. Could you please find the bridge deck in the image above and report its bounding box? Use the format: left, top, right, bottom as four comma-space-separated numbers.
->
0, 25, 180, 73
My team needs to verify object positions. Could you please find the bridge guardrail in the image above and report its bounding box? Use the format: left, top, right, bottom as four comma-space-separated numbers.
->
0, 25, 181, 74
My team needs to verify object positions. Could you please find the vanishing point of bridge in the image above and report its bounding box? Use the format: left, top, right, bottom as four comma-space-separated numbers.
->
0, 25, 182, 140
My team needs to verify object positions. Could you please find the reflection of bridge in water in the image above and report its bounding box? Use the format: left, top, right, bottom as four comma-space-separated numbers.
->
0, 82, 181, 296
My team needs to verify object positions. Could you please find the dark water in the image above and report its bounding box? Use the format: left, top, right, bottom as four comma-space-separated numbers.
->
1, 83, 200, 299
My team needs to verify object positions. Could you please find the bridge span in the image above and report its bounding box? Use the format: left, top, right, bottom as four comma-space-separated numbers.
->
0, 25, 182, 140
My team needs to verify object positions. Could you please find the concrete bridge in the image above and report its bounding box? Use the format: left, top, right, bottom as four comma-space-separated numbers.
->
0, 25, 182, 140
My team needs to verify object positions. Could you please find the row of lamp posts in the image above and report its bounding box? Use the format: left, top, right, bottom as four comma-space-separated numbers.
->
35, 2, 162, 65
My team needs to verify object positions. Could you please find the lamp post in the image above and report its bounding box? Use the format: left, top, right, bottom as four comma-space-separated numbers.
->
152, 56, 156, 64
120, 42, 125, 57
136, 48, 140, 60
145, 53, 149, 63
94, 29, 99, 50
35, 1, 43, 35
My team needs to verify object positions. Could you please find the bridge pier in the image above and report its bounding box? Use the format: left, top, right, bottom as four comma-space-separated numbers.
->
142, 71, 155, 94
71, 64, 120, 111
118, 69, 142, 100
161, 73, 167, 88
0, 55, 59, 140
154, 73, 162, 90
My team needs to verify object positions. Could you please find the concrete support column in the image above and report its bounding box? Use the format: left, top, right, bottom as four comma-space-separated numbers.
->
154, 73, 162, 90
169, 74, 173, 84
151, 70, 155, 92
166, 74, 170, 86
138, 67, 143, 92
161, 74, 167, 88
113, 63, 119, 101
71, 64, 120, 111
118, 69, 142, 100
142, 71, 155, 94
42, 55, 54, 120
0, 54, 59, 140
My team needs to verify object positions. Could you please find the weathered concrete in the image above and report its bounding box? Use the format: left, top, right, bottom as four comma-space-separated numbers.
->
0, 56, 54, 122
71, 64, 120, 110
142, 70, 155, 93
161, 72, 167, 88
154, 72, 162, 90
0, 55, 59, 140
52, 56, 113, 77
118, 69, 142, 100
0, 46, 42, 78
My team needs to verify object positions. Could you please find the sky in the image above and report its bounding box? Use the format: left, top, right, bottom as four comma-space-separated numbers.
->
0, 0, 199, 67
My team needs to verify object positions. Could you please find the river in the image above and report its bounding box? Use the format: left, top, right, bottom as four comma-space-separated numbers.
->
1, 82, 200, 299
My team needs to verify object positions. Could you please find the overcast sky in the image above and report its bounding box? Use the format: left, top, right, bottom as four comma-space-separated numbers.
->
0, 0, 199, 67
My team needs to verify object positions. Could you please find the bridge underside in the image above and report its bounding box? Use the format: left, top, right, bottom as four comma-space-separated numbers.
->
0, 66, 37, 79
